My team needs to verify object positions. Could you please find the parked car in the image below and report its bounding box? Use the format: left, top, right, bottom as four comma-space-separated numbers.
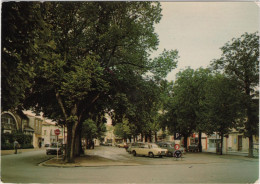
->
117, 142, 126, 148
46, 143, 63, 155
101, 142, 112, 146
127, 142, 143, 153
157, 142, 185, 156
44, 144, 50, 147
131, 143, 168, 158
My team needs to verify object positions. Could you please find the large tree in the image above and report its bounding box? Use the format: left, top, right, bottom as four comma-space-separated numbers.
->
21, 2, 164, 162
211, 32, 259, 157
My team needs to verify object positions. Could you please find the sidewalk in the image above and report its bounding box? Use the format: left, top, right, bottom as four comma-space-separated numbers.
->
1, 148, 44, 156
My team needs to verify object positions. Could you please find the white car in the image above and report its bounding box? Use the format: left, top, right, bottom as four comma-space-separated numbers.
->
131, 143, 168, 158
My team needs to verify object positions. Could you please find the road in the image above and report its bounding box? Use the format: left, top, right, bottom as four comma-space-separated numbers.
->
1, 146, 259, 183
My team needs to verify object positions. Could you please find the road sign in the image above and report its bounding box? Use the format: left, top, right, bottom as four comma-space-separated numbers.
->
174, 133, 182, 140
54, 129, 60, 135
174, 144, 180, 150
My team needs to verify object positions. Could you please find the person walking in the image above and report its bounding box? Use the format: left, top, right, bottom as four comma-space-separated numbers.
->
14, 139, 19, 154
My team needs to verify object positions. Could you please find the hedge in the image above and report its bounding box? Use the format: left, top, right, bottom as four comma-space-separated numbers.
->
1, 132, 33, 150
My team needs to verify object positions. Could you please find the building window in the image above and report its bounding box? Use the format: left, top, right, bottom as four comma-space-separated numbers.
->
44, 130, 47, 135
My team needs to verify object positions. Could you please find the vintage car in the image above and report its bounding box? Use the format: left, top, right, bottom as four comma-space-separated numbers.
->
117, 142, 127, 148
157, 142, 185, 157
46, 143, 63, 155
127, 142, 143, 153
131, 143, 168, 158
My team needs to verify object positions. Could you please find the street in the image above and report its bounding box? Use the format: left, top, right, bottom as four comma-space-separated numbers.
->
1, 146, 259, 183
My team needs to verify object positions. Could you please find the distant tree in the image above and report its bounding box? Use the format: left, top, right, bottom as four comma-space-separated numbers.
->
211, 32, 259, 157
204, 74, 244, 155
165, 68, 197, 149
82, 119, 106, 148
113, 119, 131, 142
161, 68, 212, 150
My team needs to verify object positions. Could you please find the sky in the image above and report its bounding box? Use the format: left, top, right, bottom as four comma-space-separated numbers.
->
152, 2, 259, 81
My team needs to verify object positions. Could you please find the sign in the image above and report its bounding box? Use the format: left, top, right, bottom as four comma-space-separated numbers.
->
54, 129, 60, 135
174, 133, 182, 140
174, 144, 180, 150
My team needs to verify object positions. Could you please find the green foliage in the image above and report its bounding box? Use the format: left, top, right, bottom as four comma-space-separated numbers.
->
2, 1, 181, 159
1, 2, 42, 110
211, 32, 259, 138
1, 132, 33, 150
149, 49, 179, 79
204, 74, 245, 136
82, 119, 106, 140
113, 119, 132, 139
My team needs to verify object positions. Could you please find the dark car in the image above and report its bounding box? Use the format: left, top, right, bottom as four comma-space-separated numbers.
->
157, 142, 185, 157
46, 143, 63, 155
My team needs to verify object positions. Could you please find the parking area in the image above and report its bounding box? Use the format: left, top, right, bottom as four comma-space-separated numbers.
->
42, 145, 259, 167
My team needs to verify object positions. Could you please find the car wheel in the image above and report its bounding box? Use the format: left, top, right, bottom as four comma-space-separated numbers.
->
149, 152, 154, 158
132, 151, 136, 156
159, 155, 162, 158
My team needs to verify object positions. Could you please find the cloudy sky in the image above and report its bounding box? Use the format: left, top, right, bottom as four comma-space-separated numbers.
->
152, 2, 259, 81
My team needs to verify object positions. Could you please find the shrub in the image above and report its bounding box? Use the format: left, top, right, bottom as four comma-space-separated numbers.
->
21, 143, 34, 149
1, 143, 13, 150
1, 132, 33, 150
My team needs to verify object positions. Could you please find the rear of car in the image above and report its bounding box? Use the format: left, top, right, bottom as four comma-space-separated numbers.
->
46, 143, 63, 155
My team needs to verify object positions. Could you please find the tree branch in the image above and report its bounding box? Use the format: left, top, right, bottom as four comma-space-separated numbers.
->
55, 89, 68, 120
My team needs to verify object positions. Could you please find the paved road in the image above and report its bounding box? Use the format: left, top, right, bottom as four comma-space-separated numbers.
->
1, 147, 259, 183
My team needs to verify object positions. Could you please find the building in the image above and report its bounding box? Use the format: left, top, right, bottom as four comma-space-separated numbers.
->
41, 119, 65, 147
23, 111, 44, 148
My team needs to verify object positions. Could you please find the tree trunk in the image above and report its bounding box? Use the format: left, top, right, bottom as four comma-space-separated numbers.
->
149, 130, 152, 143
248, 135, 254, 157
198, 131, 202, 152
154, 132, 157, 143
74, 123, 84, 156
245, 83, 254, 158
64, 123, 73, 163
220, 134, 223, 155
184, 135, 188, 150
64, 121, 78, 163
74, 132, 83, 156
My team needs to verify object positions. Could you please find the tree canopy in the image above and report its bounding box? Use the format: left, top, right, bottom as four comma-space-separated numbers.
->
211, 32, 259, 157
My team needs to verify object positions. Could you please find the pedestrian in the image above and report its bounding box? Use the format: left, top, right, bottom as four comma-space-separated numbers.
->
14, 139, 19, 154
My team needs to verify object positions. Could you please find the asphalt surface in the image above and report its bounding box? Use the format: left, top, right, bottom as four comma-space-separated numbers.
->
1, 146, 259, 183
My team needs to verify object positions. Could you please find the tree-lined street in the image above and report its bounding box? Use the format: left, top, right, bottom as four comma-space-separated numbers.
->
1, 146, 259, 183
1, 2, 259, 183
